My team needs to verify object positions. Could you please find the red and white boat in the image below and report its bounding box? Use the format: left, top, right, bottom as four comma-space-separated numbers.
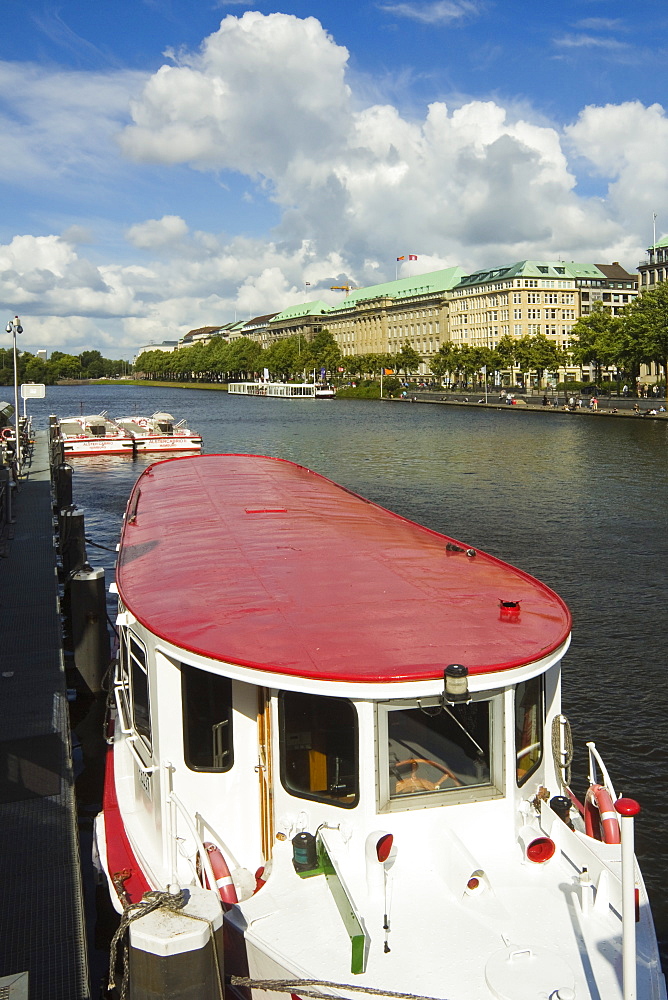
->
58, 412, 134, 456
115, 412, 202, 452
95, 454, 666, 1000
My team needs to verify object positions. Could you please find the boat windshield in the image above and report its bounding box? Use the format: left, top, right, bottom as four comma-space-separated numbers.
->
380, 695, 502, 807
279, 691, 358, 808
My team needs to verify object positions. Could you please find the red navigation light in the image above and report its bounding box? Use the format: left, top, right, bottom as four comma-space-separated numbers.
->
467, 877, 480, 890
526, 837, 555, 863
376, 834, 394, 863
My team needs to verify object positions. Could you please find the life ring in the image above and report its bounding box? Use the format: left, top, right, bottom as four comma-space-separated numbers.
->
137, 418, 148, 427
1, 427, 14, 440
203, 841, 238, 906
584, 783, 621, 844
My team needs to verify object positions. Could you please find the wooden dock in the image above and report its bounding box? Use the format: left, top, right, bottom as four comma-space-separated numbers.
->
0, 430, 89, 999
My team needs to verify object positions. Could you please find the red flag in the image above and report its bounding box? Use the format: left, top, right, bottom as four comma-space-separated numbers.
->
409, 254, 418, 260
396, 256, 405, 261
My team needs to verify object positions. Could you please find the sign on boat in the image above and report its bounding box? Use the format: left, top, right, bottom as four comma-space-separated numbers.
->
96, 454, 666, 1000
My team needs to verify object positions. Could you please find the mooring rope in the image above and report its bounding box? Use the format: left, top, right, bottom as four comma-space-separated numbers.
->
107, 886, 225, 1000
229, 978, 450, 1000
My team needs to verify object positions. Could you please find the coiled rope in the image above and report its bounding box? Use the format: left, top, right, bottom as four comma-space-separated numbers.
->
551, 713, 574, 790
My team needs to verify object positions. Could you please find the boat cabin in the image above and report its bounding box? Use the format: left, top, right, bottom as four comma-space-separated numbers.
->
100, 455, 664, 1000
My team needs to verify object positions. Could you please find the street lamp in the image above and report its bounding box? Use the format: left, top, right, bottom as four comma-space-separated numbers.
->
5, 315, 22, 475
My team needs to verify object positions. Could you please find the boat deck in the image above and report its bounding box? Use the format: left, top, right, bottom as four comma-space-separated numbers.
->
0, 431, 89, 999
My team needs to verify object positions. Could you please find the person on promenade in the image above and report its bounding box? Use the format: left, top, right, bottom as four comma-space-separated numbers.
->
590, 397, 598, 410
633, 402, 640, 413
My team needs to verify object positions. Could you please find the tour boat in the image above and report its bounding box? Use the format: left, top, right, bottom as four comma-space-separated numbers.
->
58, 413, 134, 456
95, 454, 665, 1000
228, 382, 336, 398
115, 412, 202, 452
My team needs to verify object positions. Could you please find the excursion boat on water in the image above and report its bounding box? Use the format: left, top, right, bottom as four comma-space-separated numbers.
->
115, 412, 202, 452
228, 381, 336, 399
57, 413, 134, 456
95, 454, 666, 1000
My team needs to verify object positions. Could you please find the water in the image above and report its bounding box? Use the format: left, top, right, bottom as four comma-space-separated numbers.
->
27, 385, 668, 968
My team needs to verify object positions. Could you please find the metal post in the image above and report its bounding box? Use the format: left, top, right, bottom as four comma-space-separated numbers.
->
615, 797, 641, 1000
5, 316, 22, 476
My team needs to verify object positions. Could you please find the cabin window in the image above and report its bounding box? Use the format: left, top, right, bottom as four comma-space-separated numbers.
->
515, 676, 543, 786
126, 633, 151, 748
279, 692, 358, 808
379, 695, 503, 809
181, 665, 234, 772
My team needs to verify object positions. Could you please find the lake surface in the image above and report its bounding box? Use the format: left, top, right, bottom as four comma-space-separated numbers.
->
27, 384, 668, 966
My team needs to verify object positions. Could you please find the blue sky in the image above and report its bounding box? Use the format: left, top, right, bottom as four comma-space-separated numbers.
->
1, 0, 667, 356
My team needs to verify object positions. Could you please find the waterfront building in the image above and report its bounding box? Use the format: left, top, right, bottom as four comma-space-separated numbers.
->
325, 268, 466, 366
573, 262, 638, 315
265, 301, 331, 345
178, 325, 232, 349
637, 235, 668, 288
226, 313, 279, 345
133, 340, 179, 363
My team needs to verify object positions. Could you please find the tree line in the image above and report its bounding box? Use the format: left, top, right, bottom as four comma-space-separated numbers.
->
0, 349, 129, 387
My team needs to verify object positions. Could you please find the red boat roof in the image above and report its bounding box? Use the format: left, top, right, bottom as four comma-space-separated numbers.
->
116, 455, 571, 684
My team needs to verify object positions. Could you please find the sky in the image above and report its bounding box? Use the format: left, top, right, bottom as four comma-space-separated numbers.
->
1, 0, 668, 358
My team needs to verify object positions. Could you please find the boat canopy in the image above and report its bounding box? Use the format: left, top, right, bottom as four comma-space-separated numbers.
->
116, 455, 571, 683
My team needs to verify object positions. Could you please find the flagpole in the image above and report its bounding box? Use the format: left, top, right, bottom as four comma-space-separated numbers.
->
653, 212, 657, 248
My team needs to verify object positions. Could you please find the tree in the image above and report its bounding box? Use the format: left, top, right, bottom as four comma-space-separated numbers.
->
621, 283, 668, 389
529, 335, 569, 388
570, 302, 620, 384
394, 342, 422, 378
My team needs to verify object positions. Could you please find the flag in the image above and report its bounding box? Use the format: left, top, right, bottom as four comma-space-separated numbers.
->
383, 368, 394, 375
409, 254, 418, 260
396, 256, 405, 261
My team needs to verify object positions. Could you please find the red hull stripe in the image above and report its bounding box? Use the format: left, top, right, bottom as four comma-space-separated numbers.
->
116, 455, 571, 683
102, 748, 151, 903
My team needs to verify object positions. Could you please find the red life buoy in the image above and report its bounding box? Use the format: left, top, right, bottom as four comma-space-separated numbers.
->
137, 418, 148, 427
584, 783, 621, 844
1, 427, 13, 440
203, 841, 238, 906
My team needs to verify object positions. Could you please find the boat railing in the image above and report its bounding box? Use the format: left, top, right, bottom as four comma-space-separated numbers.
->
163, 766, 238, 899
586, 740, 618, 801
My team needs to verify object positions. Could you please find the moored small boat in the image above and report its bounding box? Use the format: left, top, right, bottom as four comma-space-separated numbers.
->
58, 412, 134, 456
95, 455, 666, 1000
115, 412, 202, 452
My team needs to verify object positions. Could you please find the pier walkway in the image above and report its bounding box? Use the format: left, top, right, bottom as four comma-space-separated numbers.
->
0, 430, 89, 999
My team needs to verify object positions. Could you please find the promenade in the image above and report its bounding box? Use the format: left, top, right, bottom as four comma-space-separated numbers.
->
392, 390, 668, 419
0, 431, 89, 999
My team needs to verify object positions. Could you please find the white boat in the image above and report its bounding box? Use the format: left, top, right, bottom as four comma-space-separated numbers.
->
58, 412, 134, 456
95, 454, 665, 1000
228, 381, 336, 398
115, 412, 202, 452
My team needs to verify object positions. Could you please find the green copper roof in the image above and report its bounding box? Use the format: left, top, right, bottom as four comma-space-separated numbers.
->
270, 300, 331, 323
456, 260, 583, 287
328, 267, 467, 312
651, 235, 668, 249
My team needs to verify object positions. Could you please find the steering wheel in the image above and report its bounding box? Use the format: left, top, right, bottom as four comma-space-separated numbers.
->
393, 757, 462, 793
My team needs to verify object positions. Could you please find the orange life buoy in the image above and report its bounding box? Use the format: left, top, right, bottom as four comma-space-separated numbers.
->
203, 841, 238, 906
1, 427, 13, 440
584, 783, 621, 844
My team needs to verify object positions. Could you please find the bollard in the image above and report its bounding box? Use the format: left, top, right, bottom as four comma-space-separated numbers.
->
70, 565, 110, 693
54, 463, 73, 510
60, 507, 87, 577
128, 886, 224, 1000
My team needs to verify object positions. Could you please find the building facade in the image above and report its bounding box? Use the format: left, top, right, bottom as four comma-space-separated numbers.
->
637, 236, 668, 288
325, 268, 466, 365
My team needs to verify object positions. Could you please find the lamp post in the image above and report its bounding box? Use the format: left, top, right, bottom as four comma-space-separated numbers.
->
5, 315, 22, 476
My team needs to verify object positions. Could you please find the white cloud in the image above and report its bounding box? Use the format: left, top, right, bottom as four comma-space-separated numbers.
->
126, 215, 189, 249
377, 1, 482, 25
0, 12, 667, 355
